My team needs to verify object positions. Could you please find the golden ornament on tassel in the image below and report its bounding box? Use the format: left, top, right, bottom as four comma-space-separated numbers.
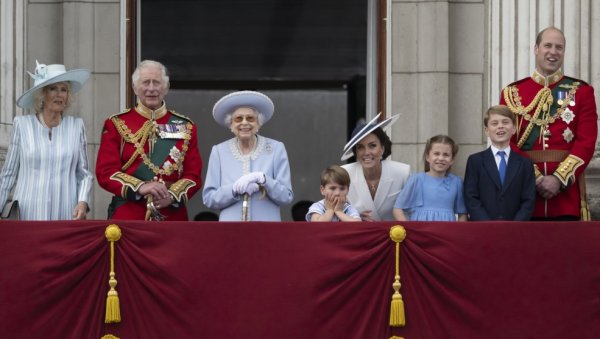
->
581, 199, 591, 221
389, 225, 406, 327
105, 224, 122, 323
101, 335, 120, 339
579, 174, 591, 221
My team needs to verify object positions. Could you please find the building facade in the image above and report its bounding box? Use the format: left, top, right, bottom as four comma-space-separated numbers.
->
1, 0, 599, 219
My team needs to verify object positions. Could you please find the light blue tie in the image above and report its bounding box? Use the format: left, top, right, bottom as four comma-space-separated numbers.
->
497, 150, 507, 185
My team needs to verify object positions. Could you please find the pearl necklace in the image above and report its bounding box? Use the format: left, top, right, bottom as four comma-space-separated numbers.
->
236, 136, 258, 155
38, 113, 60, 140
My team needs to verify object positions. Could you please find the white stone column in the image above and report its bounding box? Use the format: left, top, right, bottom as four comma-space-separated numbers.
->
61, 1, 122, 219
389, 0, 450, 171
389, 0, 485, 176
0, 0, 25, 153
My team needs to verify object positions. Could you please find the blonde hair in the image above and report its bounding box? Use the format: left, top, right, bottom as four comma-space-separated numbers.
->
32, 82, 73, 114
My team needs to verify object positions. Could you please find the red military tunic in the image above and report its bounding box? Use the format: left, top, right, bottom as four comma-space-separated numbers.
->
500, 70, 598, 219
96, 101, 202, 220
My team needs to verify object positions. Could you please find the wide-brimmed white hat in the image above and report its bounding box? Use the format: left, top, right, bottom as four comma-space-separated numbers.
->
341, 113, 400, 161
17, 60, 90, 109
212, 91, 274, 128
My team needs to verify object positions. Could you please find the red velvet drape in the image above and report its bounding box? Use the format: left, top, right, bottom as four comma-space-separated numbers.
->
0, 221, 599, 339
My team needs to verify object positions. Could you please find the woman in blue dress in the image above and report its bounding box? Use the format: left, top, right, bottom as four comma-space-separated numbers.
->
0, 61, 93, 220
393, 135, 467, 221
202, 91, 293, 221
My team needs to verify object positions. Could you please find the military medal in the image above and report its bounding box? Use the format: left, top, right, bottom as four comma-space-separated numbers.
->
158, 123, 188, 139
162, 160, 173, 172
562, 127, 574, 143
570, 94, 576, 106
556, 90, 567, 106
169, 146, 182, 162
561, 107, 575, 124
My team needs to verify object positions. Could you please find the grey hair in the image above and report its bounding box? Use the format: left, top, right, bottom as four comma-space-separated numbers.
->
32, 82, 73, 114
225, 109, 265, 127
131, 60, 170, 88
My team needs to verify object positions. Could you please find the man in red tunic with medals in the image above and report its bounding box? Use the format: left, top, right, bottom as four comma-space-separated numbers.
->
96, 60, 202, 220
500, 27, 598, 220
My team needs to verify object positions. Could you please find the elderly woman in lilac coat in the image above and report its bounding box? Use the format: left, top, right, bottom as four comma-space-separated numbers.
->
202, 91, 293, 221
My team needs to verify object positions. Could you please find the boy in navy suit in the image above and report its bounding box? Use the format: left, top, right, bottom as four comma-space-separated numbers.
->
464, 105, 536, 220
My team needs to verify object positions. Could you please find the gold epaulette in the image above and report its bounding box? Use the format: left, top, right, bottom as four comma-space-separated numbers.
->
168, 178, 197, 203
110, 172, 144, 198
170, 110, 194, 123
108, 108, 131, 120
553, 154, 584, 187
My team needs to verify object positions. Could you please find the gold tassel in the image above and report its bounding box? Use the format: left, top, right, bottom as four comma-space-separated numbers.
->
581, 199, 591, 221
389, 225, 407, 327
389, 336, 405, 339
578, 173, 591, 221
101, 335, 120, 339
105, 224, 122, 323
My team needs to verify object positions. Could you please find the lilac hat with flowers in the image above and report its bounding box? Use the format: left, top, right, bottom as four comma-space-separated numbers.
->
17, 60, 90, 109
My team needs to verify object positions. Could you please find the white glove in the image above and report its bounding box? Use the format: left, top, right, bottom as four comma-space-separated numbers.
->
244, 183, 260, 196
233, 172, 265, 195
246, 172, 266, 185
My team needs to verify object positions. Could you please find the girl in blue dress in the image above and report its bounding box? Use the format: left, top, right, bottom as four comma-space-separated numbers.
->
393, 135, 467, 221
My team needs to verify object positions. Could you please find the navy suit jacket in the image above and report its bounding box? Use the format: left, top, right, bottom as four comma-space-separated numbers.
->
463, 147, 536, 221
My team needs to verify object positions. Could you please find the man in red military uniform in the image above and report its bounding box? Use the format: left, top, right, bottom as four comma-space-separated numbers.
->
96, 60, 202, 220
501, 27, 598, 220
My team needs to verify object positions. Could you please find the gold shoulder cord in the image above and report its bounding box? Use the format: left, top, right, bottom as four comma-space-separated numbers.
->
111, 117, 192, 177
503, 82, 580, 148
503, 86, 552, 148
111, 117, 155, 171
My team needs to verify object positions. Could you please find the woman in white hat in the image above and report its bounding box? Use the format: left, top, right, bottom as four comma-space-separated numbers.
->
341, 113, 410, 221
202, 91, 293, 221
0, 61, 93, 220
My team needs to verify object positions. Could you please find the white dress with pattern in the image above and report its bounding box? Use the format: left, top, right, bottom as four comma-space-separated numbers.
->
0, 114, 93, 220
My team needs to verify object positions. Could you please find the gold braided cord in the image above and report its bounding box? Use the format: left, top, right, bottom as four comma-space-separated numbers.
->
503, 85, 549, 115
112, 117, 192, 177
503, 81, 580, 148
503, 86, 552, 147
112, 118, 154, 171
122, 148, 144, 171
